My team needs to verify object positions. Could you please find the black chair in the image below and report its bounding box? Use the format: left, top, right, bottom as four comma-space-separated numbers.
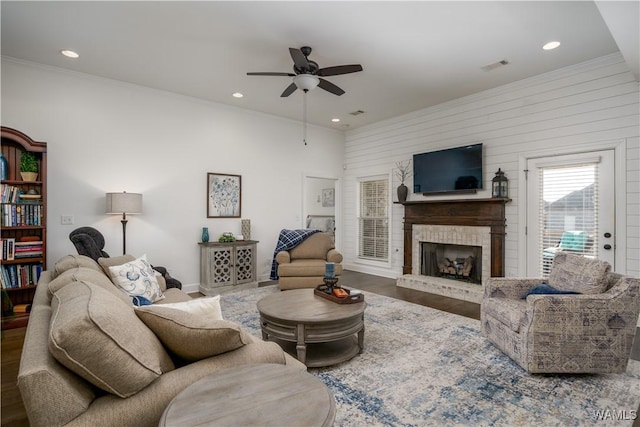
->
69, 226, 182, 289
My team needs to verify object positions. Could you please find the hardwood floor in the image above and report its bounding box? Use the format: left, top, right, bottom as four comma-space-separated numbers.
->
3, 270, 639, 426
1, 328, 29, 427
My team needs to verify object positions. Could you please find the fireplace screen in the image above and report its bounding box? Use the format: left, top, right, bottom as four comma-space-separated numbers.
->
421, 242, 482, 284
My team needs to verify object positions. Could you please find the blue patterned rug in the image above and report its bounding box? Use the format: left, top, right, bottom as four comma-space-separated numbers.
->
220, 286, 640, 426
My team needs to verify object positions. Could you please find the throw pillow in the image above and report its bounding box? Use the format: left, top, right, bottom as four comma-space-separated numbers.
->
155, 295, 223, 319
47, 267, 132, 304
134, 305, 248, 362
98, 254, 135, 276
52, 255, 103, 278
49, 281, 175, 398
547, 251, 611, 294
106, 254, 165, 302
523, 283, 581, 299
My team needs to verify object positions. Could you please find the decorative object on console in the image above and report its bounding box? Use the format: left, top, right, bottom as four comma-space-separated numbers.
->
105, 191, 143, 255
394, 159, 411, 203
19, 151, 39, 182
207, 173, 241, 218
241, 218, 251, 240
201, 227, 209, 243
491, 168, 508, 198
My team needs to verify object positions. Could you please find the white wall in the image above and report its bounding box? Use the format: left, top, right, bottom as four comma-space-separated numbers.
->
1, 58, 346, 291
342, 53, 639, 279
305, 177, 336, 217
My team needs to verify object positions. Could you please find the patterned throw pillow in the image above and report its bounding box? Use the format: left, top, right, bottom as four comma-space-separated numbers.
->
547, 251, 611, 294
107, 254, 164, 302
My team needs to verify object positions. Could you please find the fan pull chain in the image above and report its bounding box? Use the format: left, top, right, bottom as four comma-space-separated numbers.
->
303, 91, 308, 146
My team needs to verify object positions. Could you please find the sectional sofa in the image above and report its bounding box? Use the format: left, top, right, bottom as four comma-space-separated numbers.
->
17, 254, 305, 427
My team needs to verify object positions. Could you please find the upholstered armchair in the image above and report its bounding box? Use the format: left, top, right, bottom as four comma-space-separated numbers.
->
481, 252, 640, 374
276, 232, 343, 290
69, 226, 183, 290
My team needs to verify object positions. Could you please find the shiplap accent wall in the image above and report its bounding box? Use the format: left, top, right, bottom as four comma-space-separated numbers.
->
342, 53, 639, 279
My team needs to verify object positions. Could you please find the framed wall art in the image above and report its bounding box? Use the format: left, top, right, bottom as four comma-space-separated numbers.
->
322, 188, 335, 207
207, 173, 241, 218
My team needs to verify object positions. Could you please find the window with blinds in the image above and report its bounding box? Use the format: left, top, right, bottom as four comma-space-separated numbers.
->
539, 163, 598, 276
358, 178, 389, 261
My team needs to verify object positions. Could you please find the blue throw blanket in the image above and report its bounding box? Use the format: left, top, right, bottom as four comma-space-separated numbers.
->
270, 229, 321, 280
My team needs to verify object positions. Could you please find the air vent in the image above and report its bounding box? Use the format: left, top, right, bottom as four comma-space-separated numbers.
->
349, 110, 365, 116
481, 60, 509, 72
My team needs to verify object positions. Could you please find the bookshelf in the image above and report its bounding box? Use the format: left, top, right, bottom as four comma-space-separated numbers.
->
1, 127, 47, 330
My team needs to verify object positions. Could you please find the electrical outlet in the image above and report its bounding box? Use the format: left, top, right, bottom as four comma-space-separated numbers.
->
61, 215, 74, 225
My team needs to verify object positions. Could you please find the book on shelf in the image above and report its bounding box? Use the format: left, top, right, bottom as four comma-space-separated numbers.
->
0, 263, 42, 288
2, 238, 15, 261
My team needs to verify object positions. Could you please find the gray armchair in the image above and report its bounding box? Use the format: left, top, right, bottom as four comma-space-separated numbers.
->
481, 252, 640, 373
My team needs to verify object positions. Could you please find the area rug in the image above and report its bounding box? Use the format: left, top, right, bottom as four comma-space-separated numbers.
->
220, 286, 640, 426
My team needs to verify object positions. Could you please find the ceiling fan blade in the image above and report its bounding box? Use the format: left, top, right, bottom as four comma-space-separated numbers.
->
280, 82, 298, 97
318, 78, 345, 96
317, 64, 363, 77
289, 48, 310, 70
247, 72, 296, 76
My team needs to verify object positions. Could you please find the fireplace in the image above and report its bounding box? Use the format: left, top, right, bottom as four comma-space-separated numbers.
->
396, 198, 509, 303
421, 243, 482, 284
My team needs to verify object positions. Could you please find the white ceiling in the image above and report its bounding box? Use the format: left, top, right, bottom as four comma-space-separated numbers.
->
1, 1, 638, 130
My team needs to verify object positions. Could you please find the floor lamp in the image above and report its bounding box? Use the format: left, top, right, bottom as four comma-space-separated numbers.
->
106, 191, 143, 255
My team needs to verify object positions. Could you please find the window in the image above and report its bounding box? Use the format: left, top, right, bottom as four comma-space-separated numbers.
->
358, 178, 389, 261
538, 163, 598, 276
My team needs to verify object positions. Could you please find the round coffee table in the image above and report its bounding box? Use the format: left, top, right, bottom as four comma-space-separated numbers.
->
159, 363, 335, 427
257, 288, 365, 367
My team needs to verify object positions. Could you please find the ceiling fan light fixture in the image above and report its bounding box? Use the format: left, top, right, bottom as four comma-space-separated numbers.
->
293, 74, 319, 92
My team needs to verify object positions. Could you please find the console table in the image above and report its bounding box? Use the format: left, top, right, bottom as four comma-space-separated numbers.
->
198, 240, 258, 295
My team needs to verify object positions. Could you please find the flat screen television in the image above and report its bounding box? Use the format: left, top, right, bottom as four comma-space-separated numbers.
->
413, 143, 483, 195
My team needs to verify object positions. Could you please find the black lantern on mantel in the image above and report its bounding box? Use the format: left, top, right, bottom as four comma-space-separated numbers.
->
492, 168, 508, 198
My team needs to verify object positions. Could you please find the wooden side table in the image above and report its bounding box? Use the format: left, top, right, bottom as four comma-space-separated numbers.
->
159, 363, 335, 427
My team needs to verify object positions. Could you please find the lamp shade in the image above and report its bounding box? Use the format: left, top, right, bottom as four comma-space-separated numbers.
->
106, 192, 143, 214
293, 74, 319, 92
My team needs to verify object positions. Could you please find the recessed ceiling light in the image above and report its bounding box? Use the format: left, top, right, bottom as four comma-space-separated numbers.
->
331, 118, 340, 123
60, 49, 79, 58
542, 41, 561, 50
232, 92, 244, 98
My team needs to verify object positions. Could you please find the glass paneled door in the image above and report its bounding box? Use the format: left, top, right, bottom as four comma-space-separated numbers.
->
526, 150, 615, 277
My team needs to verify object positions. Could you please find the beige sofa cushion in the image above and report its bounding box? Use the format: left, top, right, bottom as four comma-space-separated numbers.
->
278, 259, 344, 277
289, 232, 335, 260
98, 254, 136, 275
49, 281, 175, 398
52, 255, 103, 279
548, 251, 611, 294
48, 267, 131, 304
135, 305, 250, 362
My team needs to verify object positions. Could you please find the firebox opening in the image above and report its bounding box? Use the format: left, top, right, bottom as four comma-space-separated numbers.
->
420, 242, 482, 284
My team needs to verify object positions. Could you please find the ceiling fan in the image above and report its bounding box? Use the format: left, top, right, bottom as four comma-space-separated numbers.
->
247, 46, 363, 97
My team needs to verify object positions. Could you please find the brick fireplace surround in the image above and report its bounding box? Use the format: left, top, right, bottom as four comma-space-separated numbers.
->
396, 198, 509, 303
